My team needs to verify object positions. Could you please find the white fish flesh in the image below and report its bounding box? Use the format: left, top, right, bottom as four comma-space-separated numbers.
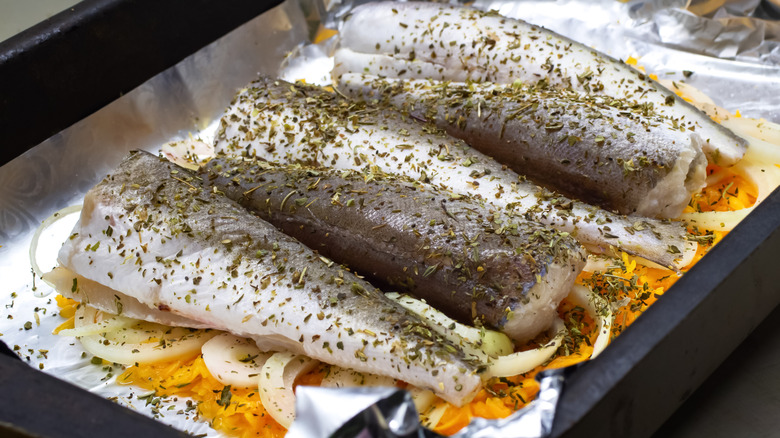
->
332, 2, 747, 167
339, 73, 708, 218
214, 77, 695, 271
201, 157, 587, 342
55, 150, 483, 406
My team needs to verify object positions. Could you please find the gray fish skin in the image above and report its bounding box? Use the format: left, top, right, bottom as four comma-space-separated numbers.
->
56, 151, 483, 406
340, 74, 708, 218
214, 77, 695, 271
202, 157, 586, 342
333, 2, 746, 167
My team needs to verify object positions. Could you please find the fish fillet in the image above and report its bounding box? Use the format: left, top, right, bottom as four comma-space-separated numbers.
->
44, 267, 210, 329
55, 150, 483, 405
332, 2, 746, 166
214, 77, 695, 271
201, 156, 586, 342
339, 74, 708, 218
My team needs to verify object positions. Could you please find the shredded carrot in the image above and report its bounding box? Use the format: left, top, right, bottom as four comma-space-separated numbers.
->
313, 26, 338, 44
684, 164, 757, 213
55, 295, 79, 318
53, 295, 79, 334
434, 404, 473, 435
118, 354, 316, 438
53, 317, 74, 334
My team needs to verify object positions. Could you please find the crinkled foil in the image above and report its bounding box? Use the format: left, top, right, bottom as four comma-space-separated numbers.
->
0, 0, 778, 437
288, 368, 568, 438
476, 0, 780, 120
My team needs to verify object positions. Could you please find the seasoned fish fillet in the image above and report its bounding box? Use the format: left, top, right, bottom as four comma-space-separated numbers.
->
332, 2, 747, 167
201, 157, 586, 342
56, 151, 483, 405
44, 267, 210, 328
339, 74, 707, 218
214, 77, 695, 271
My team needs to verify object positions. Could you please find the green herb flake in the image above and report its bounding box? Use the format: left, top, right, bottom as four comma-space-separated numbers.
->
217, 385, 232, 407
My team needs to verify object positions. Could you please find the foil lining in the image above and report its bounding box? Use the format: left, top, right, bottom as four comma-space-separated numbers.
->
288, 368, 568, 438
476, 0, 780, 120
0, 0, 777, 437
482, 0, 780, 65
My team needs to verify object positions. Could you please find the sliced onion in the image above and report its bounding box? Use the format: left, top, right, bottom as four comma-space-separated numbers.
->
657, 80, 716, 109
482, 317, 565, 379
682, 118, 780, 232
722, 117, 780, 146
29, 205, 82, 296
681, 160, 780, 231
253, 334, 305, 355
201, 333, 273, 388
385, 292, 513, 360
58, 305, 137, 337
638, 243, 697, 272
161, 137, 215, 170
584, 246, 693, 274
80, 324, 215, 365
74, 305, 216, 365
321, 365, 397, 389
408, 387, 436, 414
582, 254, 617, 273
420, 400, 448, 429
567, 285, 613, 359
258, 352, 318, 429
679, 208, 753, 232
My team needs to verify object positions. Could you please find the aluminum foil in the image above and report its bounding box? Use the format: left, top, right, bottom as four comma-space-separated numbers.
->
0, 0, 778, 437
482, 0, 780, 65
476, 0, 780, 121
0, 1, 310, 435
288, 368, 568, 438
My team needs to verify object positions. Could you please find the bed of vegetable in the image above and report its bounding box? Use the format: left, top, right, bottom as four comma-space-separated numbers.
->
38, 67, 780, 437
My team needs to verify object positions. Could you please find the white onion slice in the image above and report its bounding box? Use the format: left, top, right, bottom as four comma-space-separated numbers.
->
253, 334, 306, 355
681, 118, 780, 232
385, 293, 513, 359
161, 137, 215, 170
258, 352, 318, 428
584, 242, 695, 273
58, 305, 137, 337
408, 387, 436, 414
29, 204, 82, 296
567, 285, 612, 359
679, 208, 753, 232
201, 333, 273, 388
420, 401, 448, 429
722, 117, 780, 145
582, 254, 617, 273
482, 318, 565, 379
657, 80, 717, 109
74, 305, 216, 365
80, 324, 215, 365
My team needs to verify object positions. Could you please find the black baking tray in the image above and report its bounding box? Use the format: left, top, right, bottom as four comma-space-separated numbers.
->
551, 185, 780, 437
0, 0, 283, 167
1, 1, 778, 437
